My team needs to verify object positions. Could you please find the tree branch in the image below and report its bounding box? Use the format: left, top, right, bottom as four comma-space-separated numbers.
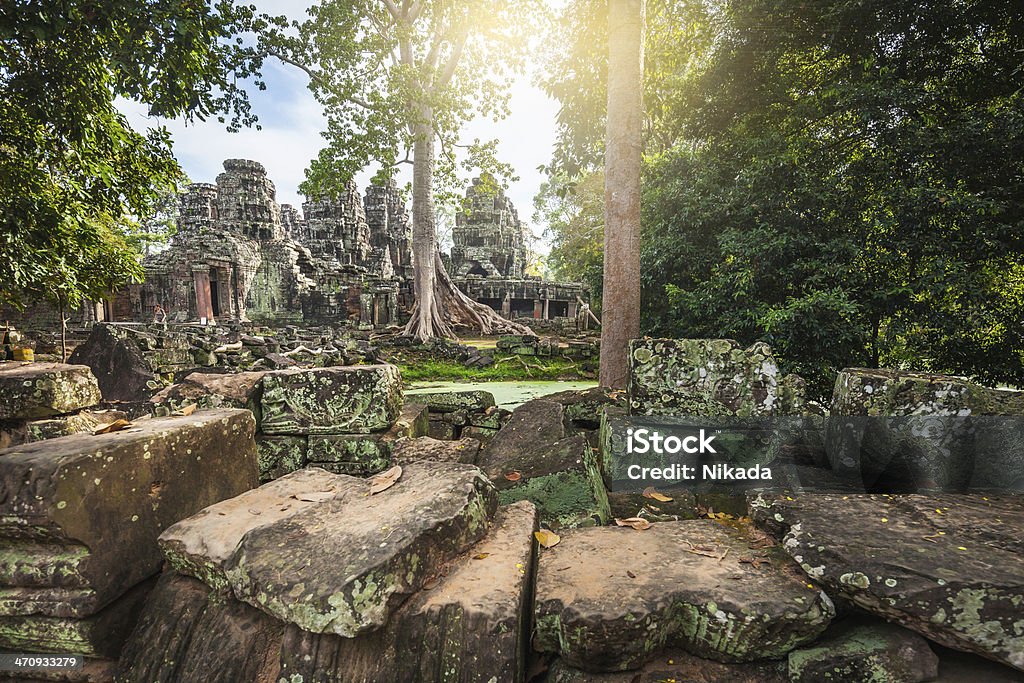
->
382, 0, 402, 20
435, 28, 468, 90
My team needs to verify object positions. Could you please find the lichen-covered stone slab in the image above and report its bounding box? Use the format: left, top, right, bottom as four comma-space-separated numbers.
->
829, 368, 1024, 491
119, 502, 537, 683
259, 364, 402, 434
628, 338, 804, 417
255, 435, 307, 482
159, 461, 498, 637
404, 389, 496, 413
0, 409, 257, 617
393, 436, 482, 465
277, 500, 538, 682
788, 618, 939, 683
0, 363, 101, 420
534, 520, 833, 672
832, 368, 1024, 417
546, 651, 787, 683
751, 493, 1024, 672
0, 577, 153, 657
307, 433, 391, 475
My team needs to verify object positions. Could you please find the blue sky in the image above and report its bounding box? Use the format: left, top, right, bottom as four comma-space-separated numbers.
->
117, 1, 562, 249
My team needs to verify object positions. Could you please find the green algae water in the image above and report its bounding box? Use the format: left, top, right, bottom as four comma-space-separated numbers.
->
405, 380, 597, 409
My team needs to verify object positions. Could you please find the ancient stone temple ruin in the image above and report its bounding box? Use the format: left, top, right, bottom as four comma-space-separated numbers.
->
130, 160, 411, 328
451, 177, 587, 321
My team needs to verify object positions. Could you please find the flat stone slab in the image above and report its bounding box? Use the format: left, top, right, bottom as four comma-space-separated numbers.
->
150, 371, 268, 416
259, 364, 402, 435
159, 461, 499, 637
0, 577, 153, 657
393, 436, 482, 465
534, 520, 833, 671
0, 409, 257, 617
788, 618, 939, 683
119, 502, 538, 683
0, 363, 101, 420
404, 389, 496, 413
752, 493, 1024, 672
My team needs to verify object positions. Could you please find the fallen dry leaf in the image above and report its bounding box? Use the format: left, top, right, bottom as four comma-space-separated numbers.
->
472, 553, 490, 560
615, 517, 653, 530
369, 465, 403, 494
534, 529, 561, 548
642, 486, 673, 502
173, 403, 197, 416
504, 470, 522, 482
93, 419, 132, 435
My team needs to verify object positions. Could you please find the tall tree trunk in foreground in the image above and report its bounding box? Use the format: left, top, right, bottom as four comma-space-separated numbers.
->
600, 0, 645, 388
403, 118, 532, 342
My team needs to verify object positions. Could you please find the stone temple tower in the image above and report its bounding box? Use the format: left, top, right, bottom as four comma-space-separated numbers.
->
450, 177, 528, 279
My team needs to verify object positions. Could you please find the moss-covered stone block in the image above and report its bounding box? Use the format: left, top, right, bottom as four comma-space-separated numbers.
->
788, 618, 939, 683
255, 435, 307, 481
0, 362, 101, 420
534, 520, 833, 671
628, 338, 804, 417
259, 364, 402, 435
159, 461, 499, 637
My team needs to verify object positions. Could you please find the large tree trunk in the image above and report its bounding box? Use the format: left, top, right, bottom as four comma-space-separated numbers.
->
599, 0, 645, 388
403, 117, 532, 342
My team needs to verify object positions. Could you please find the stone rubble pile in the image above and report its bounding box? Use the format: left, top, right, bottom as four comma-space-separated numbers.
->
404, 388, 511, 441
497, 333, 599, 361
66, 323, 381, 407
0, 408, 258, 680
0, 362, 123, 450
2, 339, 1023, 682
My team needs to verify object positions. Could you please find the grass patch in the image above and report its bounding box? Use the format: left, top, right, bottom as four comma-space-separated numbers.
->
393, 354, 594, 382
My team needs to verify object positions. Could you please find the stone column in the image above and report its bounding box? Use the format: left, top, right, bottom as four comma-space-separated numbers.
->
533, 299, 543, 319
192, 266, 214, 324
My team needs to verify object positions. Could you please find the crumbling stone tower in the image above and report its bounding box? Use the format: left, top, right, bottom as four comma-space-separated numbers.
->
365, 180, 413, 280
215, 159, 283, 241
450, 176, 528, 279
299, 181, 372, 268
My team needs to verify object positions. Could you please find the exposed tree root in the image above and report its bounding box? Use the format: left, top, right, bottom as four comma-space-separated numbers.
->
403, 251, 533, 342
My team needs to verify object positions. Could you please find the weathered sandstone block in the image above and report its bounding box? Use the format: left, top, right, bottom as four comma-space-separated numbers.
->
0, 363, 101, 420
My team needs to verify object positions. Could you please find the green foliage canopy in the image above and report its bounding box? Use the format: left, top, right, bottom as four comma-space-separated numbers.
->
539, 0, 1024, 399
0, 0, 266, 311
